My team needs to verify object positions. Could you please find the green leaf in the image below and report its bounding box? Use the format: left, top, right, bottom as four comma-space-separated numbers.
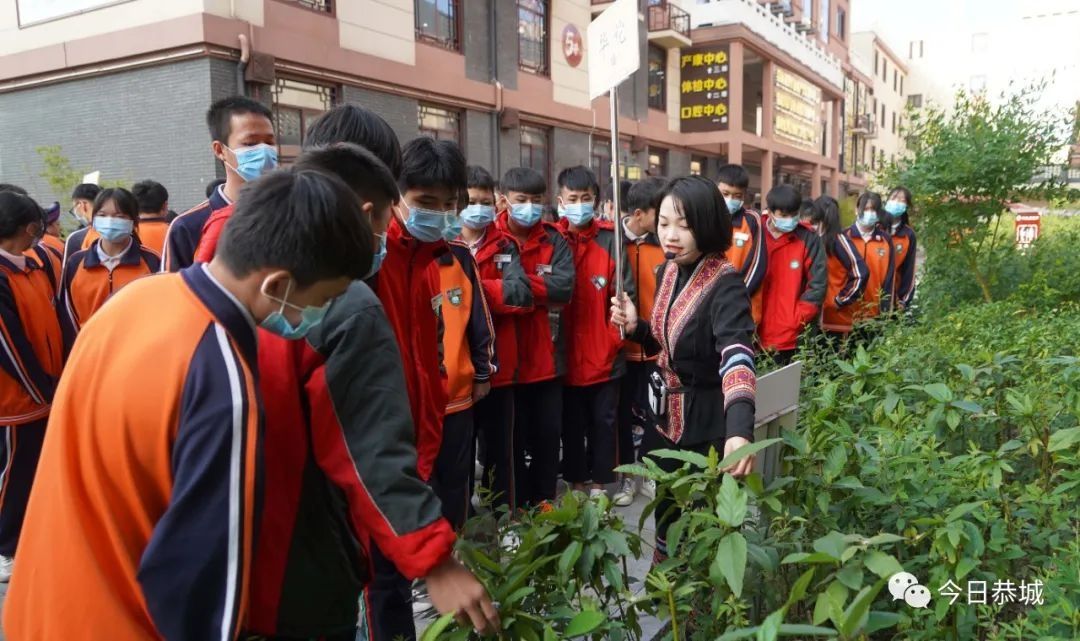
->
945, 501, 983, 523
950, 399, 984, 413
564, 610, 605, 637
581, 501, 599, 539
781, 551, 838, 564
864, 533, 905, 546
839, 579, 887, 638
419, 613, 457, 641
776, 624, 837, 637
713, 532, 748, 597
813, 591, 831, 625
956, 556, 978, 579
787, 568, 816, 604
649, 448, 710, 469
603, 558, 625, 591
715, 473, 749, 527
543, 625, 557, 641
837, 563, 863, 590
865, 611, 903, 634
757, 609, 783, 641
559, 541, 583, 577
597, 529, 631, 557
1048, 427, 1080, 452
822, 445, 848, 482
504, 586, 536, 606
924, 383, 953, 403
812, 531, 847, 561
717, 437, 783, 470
864, 551, 905, 579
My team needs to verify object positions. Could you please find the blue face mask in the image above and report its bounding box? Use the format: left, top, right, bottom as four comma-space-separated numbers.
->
859, 210, 879, 228
227, 143, 278, 182
364, 233, 387, 279
461, 204, 496, 230
725, 198, 744, 214
772, 215, 799, 234
93, 216, 134, 242
558, 202, 595, 226
405, 206, 452, 243
442, 213, 463, 241
884, 200, 907, 216
259, 278, 329, 341
510, 202, 543, 228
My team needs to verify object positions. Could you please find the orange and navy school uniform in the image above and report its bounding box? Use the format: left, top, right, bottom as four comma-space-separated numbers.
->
59, 239, 161, 347
819, 233, 870, 335
61, 225, 99, 265
557, 216, 635, 488
162, 183, 231, 271
0, 250, 64, 427
23, 243, 62, 300
891, 224, 917, 309
40, 233, 65, 259
845, 224, 895, 321
724, 207, 768, 325
135, 215, 171, 256
757, 217, 827, 352
3, 265, 262, 641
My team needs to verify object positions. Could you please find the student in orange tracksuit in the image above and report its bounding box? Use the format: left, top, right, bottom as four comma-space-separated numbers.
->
62, 183, 102, 263
432, 149, 496, 531
811, 196, 869, 340
846, 191, 895, 325
0, 187, 63, 287
613, 176, 666, 507
131, 180, 172, 256
0, 191, 65, 583
461, 166, 533, 512
4, 168, 371, 641
556, 166, 634, 499
717, 164, 767, 325
883, 186, 917, 311
39, 202, 65, 260
60, 188, 160, 344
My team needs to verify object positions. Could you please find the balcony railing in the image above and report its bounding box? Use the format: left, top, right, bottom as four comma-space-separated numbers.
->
851, 113, 877, 138
287, 0, 332, 12
648, 1, 691, 39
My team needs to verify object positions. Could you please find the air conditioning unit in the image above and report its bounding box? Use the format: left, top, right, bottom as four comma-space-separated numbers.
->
795, 17, 815, 34
770, 1, 794, 17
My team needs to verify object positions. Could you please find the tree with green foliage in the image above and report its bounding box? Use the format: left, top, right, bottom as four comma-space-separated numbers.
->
36, 145, 128, 200
880, 83, 1073, 304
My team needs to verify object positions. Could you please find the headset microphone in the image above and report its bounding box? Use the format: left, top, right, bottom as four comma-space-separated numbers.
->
664, 251, 677, 260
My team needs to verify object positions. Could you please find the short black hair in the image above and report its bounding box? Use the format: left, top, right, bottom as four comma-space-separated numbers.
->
715, 164, 750, 189
206, 178, 226, 199
131, 180, 169, 214
857, 191, 883, 214
887, 185, 913, 226
218, 169, 373, 287
72, 183, 102, 202
305, 104, 403, 179
799, 198, 819, 219
656, 175, 732, 255
766, 184, 801, 215
294, 143, 398, 212
602, 180, 633, 213
467, 165, 496, 191
399, 137, 467, 193
0, 191, 44, 239
93, 188, 140, 222
556, 166, 599, 200
0, 184, 28, 196
627, 176, 667, 214
500, 167, 546, 195
206, 96, 273, 144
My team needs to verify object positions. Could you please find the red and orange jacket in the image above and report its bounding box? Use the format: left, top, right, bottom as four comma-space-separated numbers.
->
60, 239, 160, 346
439, 242, 497, 413
0, 249, 64, 426
819, 233, 870, 334
845, 224, 895, 321
558, 217, 635, 387
162, 184, 231, 271
623, 225, 665, 362
757, 219, 827, 352
136, 215, 171, 256
468, 228, 533, 388
891, 225, 917, 309
194, 204, 235, 264
494, 211, 574, 384
5, 266, 261, 641
370, 216, 449, 481
724, 208, 768, 325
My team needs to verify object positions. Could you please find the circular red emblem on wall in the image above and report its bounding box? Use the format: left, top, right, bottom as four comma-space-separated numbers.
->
563, 24, 583, 67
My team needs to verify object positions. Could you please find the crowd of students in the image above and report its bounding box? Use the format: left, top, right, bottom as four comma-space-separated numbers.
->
0, 94, 917, 641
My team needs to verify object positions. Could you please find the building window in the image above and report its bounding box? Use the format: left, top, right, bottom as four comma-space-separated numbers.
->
415, 0, 459, 50
900, 75, 904, 96
591, 138, 612, 201
893, 69, 898, 92
881, 104, 886, 128
690, 155, 706, 176
648, 45, 667, 111
286, 0, 332, 12
520, 124, 550, 184
818, 0, 829, 44
272, 77, 337, 162
892, 111, 897, 134
907, 94, 923, 109
836, 7, 845, 40
648, 149, 668, 177
874, 51, 878, 75
418, 104, 461, 143
882, 57, 887, 82
517, 0, 549, 75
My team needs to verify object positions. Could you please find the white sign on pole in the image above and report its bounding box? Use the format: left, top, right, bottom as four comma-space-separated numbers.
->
82, 171, 100, 186
587, 0, 641, 100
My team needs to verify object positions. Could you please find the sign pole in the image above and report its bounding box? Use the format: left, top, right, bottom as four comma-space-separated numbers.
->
609, 89, 627, 338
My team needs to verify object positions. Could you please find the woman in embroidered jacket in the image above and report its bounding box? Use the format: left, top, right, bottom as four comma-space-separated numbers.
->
610, 175, 757, 561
